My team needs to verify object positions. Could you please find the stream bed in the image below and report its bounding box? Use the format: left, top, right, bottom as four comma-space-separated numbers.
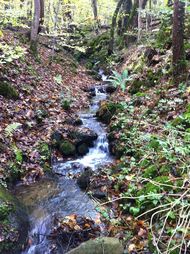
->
15, 87, 113, 254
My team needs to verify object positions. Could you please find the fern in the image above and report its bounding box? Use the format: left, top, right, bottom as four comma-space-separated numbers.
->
5, 123, 22, 137
108, 69, 131, 92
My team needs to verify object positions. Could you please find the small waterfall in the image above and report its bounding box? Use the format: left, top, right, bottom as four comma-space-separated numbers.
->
16, 85, 113, 254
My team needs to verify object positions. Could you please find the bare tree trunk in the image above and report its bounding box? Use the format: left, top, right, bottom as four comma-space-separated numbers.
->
138, 0, 143, 41
40, 0, 44, 25
91, 0, 99, 34
30, 0, 41, 54
108, 0, 125, 55
117, 0, 132, 35
172, 0, 185, 82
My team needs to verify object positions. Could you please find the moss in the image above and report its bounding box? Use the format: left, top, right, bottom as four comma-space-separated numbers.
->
129, 79, 144, 94
59, 140, 76, 157
0, 186, 29, 254
143, 165, 158, 178
96, 102, 118, 124
0, 82, 19, 100
61, 99, 71, 110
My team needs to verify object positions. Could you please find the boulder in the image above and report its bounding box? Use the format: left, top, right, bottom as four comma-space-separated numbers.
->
77, 167, 93, 190
0, 186, 29, 254
0, 82, 19, 100
77, 143, 89, 156
96, 102, 117, 124
69, 127, 98, 147
59, 140, 76, 157
66, 237, 124, 254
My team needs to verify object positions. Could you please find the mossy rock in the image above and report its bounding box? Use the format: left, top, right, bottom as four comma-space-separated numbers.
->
96, 102, 118, 124
0, 186, 29, 254
59, 140, 76, 157
0, 82, 19, 100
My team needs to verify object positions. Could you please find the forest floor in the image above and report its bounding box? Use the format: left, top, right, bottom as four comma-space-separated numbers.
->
0, 30, 97, 185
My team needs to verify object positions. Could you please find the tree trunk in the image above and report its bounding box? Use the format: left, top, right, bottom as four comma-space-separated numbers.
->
40, 0, 44, 25
108, 0, 125, 55
117, 0, 132, 35
30, 0, 41, 54
91, 0, 99, 34
138, 0, 143, 41
172, 0, 185, 81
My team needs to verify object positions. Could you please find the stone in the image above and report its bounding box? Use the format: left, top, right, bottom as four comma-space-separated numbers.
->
66, 237, 124, 254
59, 140, 76, 157
69, 127, 98, 147
105, 84, 117, 94
96, 102, 117, 124
77, 143, 89, 156
0, 186, 29, 254
77, 167, 93, 190
0, 82, 19, 100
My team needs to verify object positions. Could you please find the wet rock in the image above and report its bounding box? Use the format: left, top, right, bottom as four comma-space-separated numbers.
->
105, 84, 117, 94
51, 131, 63, 148
74, 118, 83, 126
0, 186, 29, 254
66, 237, 124, 254
0, 82, 19, 100
89, 90, 96, 98
77, 167, 93, 190
59, 140, 76, 157
65, 116, 83, 126
69, 127, 98, 147
77, 143, 89, 156
92, 190, 107, 199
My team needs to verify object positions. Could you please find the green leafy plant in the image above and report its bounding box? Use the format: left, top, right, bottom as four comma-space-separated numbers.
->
5, 123, 22, 137
54, 74, 63, 85
0, 43, 26, 64
108, 69, 131, 92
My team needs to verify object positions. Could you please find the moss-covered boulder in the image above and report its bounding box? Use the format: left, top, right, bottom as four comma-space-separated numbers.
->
96, 102, 118, 124
0, 82, 19, 100
0, 186, 29, 254
59, 140, 76, 157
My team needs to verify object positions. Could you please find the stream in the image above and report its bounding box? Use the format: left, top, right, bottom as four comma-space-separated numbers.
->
15, 86, 113, 254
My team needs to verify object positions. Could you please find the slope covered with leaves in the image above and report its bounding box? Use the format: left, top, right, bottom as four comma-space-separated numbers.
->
0, 30, 95, 185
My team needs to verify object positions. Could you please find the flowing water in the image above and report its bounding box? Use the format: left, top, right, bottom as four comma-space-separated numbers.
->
15, 87, 113, 254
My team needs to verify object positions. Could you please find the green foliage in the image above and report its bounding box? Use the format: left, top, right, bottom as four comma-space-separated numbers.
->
0, 202, 12, 221
108, 69, 131, 92
0, 43, 26, 64
5, 123, 22, 137
61, 99, 71, 110
54, 74, 63, 85
12, 145, 23, 163
0, 82, 19, 100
